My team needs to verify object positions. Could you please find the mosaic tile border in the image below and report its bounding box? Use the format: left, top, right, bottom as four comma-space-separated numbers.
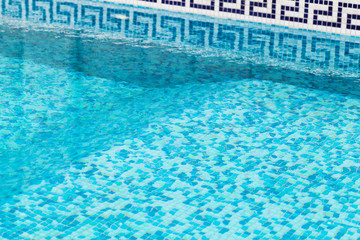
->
104, 0, 360, 36
1, 0, 359, 80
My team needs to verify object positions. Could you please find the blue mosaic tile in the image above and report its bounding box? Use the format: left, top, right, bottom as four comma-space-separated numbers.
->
1, 75, 360, 239
1, 0, 360, 239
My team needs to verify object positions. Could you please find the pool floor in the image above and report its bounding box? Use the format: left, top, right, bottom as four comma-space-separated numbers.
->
1, 75, 360, 239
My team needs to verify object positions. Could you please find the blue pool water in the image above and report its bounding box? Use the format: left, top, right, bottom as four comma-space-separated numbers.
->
1, 1, 360, 239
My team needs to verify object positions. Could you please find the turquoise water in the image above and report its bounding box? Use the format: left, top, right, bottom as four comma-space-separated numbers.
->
1, 1, 360, 240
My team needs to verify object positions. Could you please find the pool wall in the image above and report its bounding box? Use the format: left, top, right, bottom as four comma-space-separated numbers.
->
1, 0, 360, 93
105, 0, 360, 36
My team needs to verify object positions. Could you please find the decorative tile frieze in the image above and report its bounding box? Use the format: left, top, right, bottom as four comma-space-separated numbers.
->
104, 0, 360, 36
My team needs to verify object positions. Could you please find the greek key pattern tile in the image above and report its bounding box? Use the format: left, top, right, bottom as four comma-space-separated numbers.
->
104, 0, 360, 36
1, 0, 359, 78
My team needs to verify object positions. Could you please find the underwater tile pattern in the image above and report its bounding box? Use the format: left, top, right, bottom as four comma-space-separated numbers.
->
1, 0, 360, 239
1, 78, 360, 239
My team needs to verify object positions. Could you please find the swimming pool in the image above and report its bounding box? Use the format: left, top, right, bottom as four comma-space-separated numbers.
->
1, 1, 360, 239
